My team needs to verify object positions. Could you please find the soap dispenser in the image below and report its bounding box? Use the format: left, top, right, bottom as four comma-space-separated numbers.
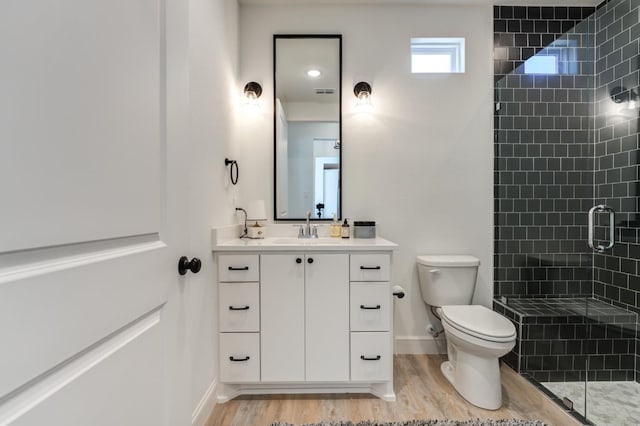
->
341, 219, 350, 239
330, 214, 341, 237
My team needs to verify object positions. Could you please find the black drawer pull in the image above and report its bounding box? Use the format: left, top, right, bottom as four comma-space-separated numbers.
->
228, 266, 249, 271
229, 356, 250, 362
360, 304, 381, 310
228, 305, 250, 311
360, 355, 381, 361
360, 266, 381, 270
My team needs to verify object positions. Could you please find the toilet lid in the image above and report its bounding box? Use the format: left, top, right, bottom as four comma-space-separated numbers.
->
416, 255, 480, 267
441, 305, 516, 342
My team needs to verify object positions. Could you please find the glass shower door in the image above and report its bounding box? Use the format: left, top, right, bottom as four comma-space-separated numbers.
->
586, 0, 640, 423
494, 4, 640, 423
494, 5, 597, 423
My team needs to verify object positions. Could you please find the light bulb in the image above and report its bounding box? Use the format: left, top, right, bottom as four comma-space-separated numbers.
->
357, 91, 371, 105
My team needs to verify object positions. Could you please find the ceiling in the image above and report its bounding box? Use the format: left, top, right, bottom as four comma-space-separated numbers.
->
240, 0, 600, 6
276, 38, 340, 104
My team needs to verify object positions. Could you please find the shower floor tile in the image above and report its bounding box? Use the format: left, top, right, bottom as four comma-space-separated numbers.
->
542, 381, 640, 426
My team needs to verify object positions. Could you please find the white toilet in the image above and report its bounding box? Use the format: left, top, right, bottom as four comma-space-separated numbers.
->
417, 255, 516, 410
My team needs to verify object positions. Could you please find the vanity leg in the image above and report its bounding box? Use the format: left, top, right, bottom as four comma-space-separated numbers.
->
371, 381, 396, 401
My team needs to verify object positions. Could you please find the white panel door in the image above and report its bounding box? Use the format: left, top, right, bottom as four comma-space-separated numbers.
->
260, 254, 305, 381
305, 253, 349, 382
0, 1, 191, 425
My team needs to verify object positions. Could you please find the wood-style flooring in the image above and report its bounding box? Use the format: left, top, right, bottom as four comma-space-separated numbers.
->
206, 354, 579, 426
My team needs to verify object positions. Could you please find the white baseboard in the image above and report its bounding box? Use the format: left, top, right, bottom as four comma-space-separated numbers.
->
216, 382, 395, 403
192, 379, 218, 426
394, 335, 447, 354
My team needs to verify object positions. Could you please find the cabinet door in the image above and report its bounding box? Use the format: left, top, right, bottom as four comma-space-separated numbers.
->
260, 254, 305, 381
305, 253, 349, 381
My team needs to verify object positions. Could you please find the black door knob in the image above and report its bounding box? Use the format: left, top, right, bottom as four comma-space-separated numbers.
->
178, 256, 202, 275
307, 258, 314, 264
296, 258, 302, 264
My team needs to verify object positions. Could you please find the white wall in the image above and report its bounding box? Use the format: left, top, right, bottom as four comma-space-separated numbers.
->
188, 0, 239, 423
283, 101, 339, 121
238, 4, 493, 353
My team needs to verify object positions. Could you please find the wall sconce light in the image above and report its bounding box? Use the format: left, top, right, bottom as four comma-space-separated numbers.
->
244, 81, 262, 108
610, 86, 638, 109
354, 82, 372, 108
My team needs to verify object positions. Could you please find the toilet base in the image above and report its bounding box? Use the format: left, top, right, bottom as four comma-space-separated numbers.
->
440, 352, 503, 410
440, 360, 455, 384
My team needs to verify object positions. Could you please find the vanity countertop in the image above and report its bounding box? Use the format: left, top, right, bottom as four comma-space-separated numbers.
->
213, 237, 398, 252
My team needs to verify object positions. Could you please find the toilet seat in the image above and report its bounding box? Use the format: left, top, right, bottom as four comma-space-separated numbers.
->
441, 305, 516, 343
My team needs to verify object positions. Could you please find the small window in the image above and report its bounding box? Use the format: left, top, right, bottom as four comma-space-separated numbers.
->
411, 38, 465, 73
523, 40, 578, 75
524, 55, 557, 74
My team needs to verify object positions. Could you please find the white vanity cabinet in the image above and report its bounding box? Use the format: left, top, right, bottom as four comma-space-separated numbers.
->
213, 234, 397, 403
261, 253, 349, 382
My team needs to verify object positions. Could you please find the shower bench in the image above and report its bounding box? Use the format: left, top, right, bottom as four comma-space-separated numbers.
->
493, 297, 637, 383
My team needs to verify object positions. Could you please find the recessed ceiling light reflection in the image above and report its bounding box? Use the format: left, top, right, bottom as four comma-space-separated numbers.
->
306, 69, 321, 78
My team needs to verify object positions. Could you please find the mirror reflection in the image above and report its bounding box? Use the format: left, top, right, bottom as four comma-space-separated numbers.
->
274, 35, 341, 220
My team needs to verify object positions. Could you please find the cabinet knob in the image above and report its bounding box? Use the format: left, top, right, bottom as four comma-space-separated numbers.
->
307, 258, 314, 264
296, 258, 302, 264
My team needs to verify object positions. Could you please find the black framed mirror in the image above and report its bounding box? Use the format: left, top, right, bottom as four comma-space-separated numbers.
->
274, 34, 342, 221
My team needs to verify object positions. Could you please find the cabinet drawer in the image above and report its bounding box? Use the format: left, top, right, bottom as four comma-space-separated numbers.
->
218, 254, 259, 282
219, 282, 259, 332
219, 333, 260, 383
350, 282, 390, 332
350, 254, 390, 281
350, 332, 392, 381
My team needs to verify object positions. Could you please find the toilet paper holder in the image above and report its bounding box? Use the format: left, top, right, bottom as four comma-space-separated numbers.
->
392, 285, 405, 299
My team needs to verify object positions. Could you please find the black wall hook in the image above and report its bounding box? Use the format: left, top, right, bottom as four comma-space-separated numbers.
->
225, 158, 239, 185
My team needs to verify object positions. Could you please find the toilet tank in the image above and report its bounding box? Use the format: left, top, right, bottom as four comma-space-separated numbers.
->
417, 255, 480, 307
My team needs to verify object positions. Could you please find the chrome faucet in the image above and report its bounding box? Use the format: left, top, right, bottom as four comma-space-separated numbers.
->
304, 210, 311, 237
297, 211, 317, 239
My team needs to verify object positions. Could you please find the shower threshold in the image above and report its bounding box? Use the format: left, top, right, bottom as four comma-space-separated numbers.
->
541, 380, 640, 426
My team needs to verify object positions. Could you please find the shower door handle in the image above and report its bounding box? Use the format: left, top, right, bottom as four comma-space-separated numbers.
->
588, 205, 615, 253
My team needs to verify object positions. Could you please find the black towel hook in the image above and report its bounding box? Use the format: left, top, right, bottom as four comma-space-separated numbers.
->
225, 158, 239, 185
